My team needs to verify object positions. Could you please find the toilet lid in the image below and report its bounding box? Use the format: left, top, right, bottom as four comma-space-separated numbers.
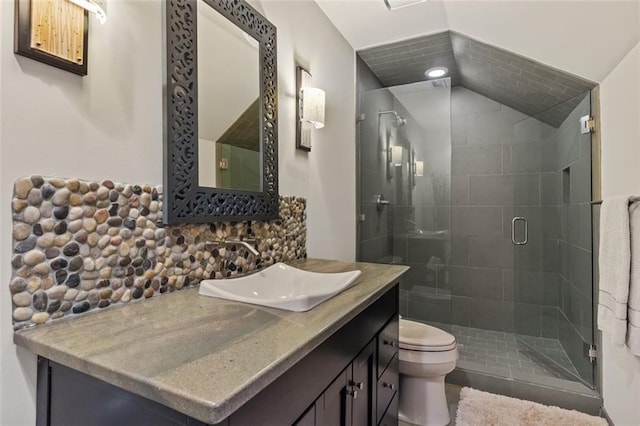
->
399, 320, 456, 351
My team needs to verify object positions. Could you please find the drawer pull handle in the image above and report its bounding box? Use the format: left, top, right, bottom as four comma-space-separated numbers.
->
346, 389, 358, 399
383, 382, 396, 391
350, 380, 364, 390
384, 340, 396, 347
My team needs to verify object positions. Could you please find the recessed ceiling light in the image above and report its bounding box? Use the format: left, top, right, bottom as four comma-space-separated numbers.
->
383, 0, 426, 11
425, 67, 448, 78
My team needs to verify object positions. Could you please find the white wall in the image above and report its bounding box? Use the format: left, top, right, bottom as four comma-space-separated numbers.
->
599, 40, 640, 426
258, 0, 356, 261
1, 1, 164, 423
0, 0, 355, 423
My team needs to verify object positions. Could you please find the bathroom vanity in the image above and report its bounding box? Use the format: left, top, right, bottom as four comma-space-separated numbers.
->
14, 259, 407, 426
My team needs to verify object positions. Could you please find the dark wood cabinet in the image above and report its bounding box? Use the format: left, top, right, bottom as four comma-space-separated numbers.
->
376, 353, 399, 424
295, 404, 317, 426
38, 285, 399, 426
288, 314, 399, 426
378, 393, 399, 426
301, 340, 375, 426
376, 316, 399, 425
315, 367, 351, 426
351, 341, 375, 426
39, 357, 209, 426
378, 315, 399, 379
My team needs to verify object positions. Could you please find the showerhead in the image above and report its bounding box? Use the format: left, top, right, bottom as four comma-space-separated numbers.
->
379, 110, 407, 127
394, 116, 407, 127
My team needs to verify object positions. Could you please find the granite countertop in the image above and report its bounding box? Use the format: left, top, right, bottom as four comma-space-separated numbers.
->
14, 258, 408, 424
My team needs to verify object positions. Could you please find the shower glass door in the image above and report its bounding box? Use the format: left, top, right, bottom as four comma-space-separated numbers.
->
356, 79, 452, 325
511, 92, 595, 387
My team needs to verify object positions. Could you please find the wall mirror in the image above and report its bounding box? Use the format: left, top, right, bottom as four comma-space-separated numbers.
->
164, 0, 278, 224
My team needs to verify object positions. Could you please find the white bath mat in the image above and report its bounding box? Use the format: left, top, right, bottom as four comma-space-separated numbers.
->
455, 387, 607, 426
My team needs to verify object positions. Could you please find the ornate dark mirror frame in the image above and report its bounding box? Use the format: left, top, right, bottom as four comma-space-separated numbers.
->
163, 0, 278, 224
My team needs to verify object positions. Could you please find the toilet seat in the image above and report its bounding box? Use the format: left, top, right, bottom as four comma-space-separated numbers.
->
399, 319, 457, 352
400, 341, 457, 352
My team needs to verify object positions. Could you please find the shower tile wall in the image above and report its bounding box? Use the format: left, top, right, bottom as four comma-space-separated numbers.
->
450, 87, 559, 333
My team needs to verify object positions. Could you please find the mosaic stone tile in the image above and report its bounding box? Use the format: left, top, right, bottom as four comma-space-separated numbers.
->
10, 176, 307, 329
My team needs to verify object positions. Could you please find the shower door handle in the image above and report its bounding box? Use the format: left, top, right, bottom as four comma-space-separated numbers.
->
375, 194, 390, 211
511, 217, 528, 245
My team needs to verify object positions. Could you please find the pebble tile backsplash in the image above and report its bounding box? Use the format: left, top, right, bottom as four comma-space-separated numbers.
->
10, 176, 307, 329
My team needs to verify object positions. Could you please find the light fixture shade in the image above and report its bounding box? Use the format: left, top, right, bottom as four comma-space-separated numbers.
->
301, 87, 325, 129
69, 0, 107, 24
414, 161, 424, 177
391, 146, 403, 166
383, 0, 426, 11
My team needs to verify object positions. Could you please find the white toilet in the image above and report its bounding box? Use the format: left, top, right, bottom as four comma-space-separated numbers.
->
398, 319, 459, 426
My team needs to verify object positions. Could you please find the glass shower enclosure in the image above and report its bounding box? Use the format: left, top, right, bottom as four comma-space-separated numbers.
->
357, 78, 596, 393
512, 93, 595, 387
357, 79, 452, 324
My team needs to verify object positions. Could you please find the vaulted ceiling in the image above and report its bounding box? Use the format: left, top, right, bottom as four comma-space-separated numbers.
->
315, 0, 640, 84
358, 31, 596, 127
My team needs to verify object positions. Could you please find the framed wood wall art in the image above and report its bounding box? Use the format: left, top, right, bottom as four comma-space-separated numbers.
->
14, 0, 89, 76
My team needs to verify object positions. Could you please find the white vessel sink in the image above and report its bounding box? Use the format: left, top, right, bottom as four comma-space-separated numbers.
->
198, 263, 362, 312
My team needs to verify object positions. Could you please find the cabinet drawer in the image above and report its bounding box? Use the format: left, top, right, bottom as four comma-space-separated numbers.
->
377, 315, 399, 378
378, 392, 398, 426
376, 352, 398, 424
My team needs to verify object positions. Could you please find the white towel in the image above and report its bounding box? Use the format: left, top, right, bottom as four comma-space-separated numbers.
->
598, 196, 634, 345
627, 201, 640, 354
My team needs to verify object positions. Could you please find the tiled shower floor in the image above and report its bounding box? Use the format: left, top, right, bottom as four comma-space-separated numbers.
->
429, 322, 593, 394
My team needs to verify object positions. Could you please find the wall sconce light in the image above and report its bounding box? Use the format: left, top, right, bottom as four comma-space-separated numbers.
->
414, 161, 424, 177
69, 0, 108, 24
296, 66, 325, 152
219, 158, 229, 170
301, 87, 325, 128
389, 146, 403, 166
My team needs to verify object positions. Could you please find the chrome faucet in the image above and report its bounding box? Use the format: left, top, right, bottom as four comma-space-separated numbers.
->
205, 238, 260, 257
223, 238, 260, 257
